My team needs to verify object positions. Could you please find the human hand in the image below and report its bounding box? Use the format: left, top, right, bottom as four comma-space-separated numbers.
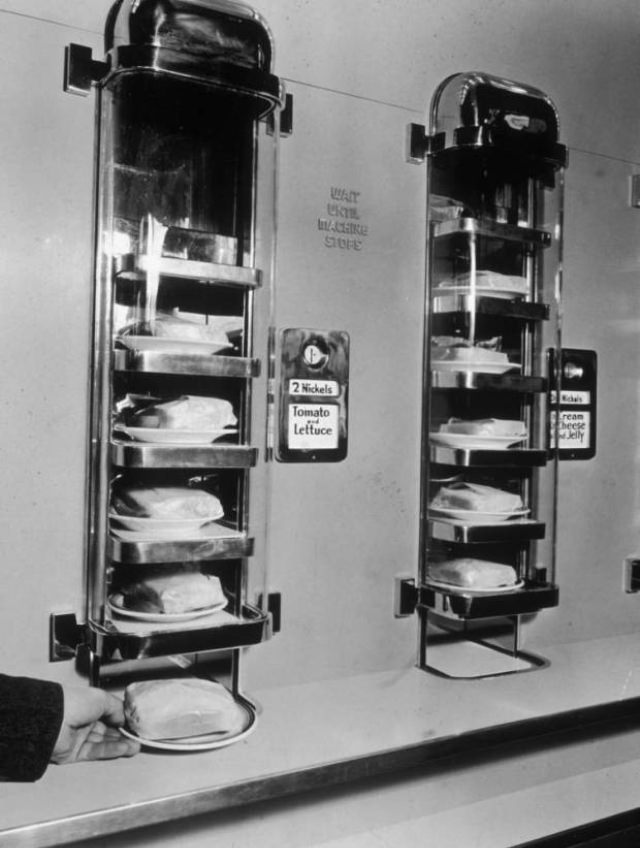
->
51, 686, 141, 765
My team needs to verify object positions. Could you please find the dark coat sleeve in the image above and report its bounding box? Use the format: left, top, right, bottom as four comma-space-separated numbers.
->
0, 674, 64, 782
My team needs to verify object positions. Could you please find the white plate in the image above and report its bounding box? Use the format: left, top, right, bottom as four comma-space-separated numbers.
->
109, 512, 224, 536
432, 360, 521, 375
435, 285, 526, 300
118, 426, 238, 445
425, 578, 525, 595
117, 336, 232, 355
108, 596, 228, 622
430, 474, 463, 485
429, 507, 530, 525
120, 700, 257, 752
429, 432, 526, 450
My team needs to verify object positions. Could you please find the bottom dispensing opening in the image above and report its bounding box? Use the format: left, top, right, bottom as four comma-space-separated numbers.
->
423, 633, 548, 679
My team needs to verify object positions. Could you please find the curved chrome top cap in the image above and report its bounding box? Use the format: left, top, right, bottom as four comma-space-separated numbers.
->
106, 0, 275, 72
429, 71, 564, 163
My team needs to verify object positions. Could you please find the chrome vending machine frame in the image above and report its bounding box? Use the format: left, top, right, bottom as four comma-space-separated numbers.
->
51, 0, 288, 731
407, 72, 567, 678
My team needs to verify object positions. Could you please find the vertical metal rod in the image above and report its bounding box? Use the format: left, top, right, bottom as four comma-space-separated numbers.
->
469, 231, 477, 345
512, 616, 520, 657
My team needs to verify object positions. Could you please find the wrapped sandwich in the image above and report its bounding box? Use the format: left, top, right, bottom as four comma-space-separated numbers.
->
428, 558, 518, 590
431, 345, 509, 365
132, 395, 237, 431
146, 317, 227, 342
431, 334, 510, 365
120, 312, 229, 342
118, 311, 242, 344
437, 270, 529, 295
124, 678, 246, 740
430, 481, 523, 513
438, 418, 526, 438
430, 195, 466, 222
161, 228, 238, 265
111, 570, 226, 615
112, 484, 224, 521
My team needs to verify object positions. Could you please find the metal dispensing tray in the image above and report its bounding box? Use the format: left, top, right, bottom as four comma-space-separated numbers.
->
431, 294, 549, 322
430, 370, 547, 392
429, 446, 547, 467
109, 525, 254, 564
428, 516, 545, 544
419, 581, 559, 620
115, 253, 262, 287
111, 440, 257, 469
91, 604, 270, 661
432, 217, 552, 248
113, 349, 260, 379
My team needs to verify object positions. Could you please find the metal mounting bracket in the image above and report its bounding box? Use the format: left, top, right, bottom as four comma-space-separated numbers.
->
258, 592, 282, 634
406, 125, 445, 163
394, 577, 418, 617
267, 92, 293, 137
64, 43, 109, 95
407, 123, 428, 163
50, 612, 86, 662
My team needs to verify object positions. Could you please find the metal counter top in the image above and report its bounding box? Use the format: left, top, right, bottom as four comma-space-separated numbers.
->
3, 634, 640, 847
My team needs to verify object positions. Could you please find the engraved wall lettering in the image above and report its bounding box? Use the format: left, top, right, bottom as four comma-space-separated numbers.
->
317, 186, 369, 251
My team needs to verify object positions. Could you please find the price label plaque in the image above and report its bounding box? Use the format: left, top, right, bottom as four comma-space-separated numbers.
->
277, 328, 349, 463
548, 348, 597, 460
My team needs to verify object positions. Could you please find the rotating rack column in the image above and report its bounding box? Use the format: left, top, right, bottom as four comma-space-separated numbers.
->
410, 72, 567, 679
95, 260, 268, 674
53, 1, 288, 737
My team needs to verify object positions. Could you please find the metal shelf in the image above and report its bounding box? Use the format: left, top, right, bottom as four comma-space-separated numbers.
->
111, 440, 258, 469
428, 516, 545, 544
429, 446, 547, 468
431, 370, 547, 393
431, 294, 549, 322
432, 217, 552, 248
113, 349, 260, 378
108, 525, 254, 564
90, 603, 270, 661
116, 253, 262, 287
419, 581, 558, 620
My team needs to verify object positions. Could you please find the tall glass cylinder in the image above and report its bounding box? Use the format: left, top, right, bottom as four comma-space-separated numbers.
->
84, 0, 284, 694
418, 72, 566, 677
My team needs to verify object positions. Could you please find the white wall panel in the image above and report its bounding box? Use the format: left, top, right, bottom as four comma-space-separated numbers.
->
246, 82, 424, 686
0, 2, 111, 33
0, 13, 101, 679
527, 150, 640, 648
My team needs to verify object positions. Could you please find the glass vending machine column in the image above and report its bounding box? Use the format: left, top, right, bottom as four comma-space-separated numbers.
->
409, 73, 567, 678
51, 0, 288, 748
